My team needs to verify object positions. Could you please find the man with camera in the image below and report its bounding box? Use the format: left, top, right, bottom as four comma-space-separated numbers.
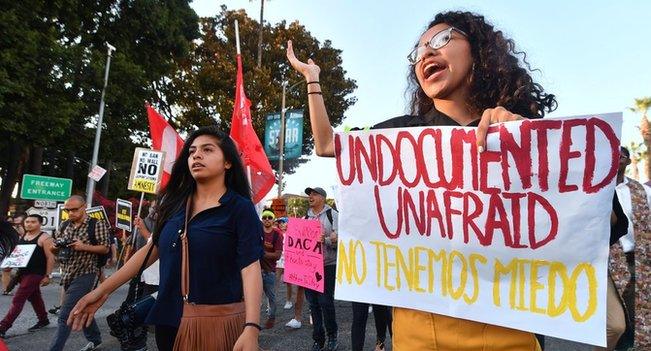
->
49, 195, 110, 351
0, 214, 54, 338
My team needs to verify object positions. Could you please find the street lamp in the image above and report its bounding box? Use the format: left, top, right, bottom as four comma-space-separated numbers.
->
85, 43, 116, 206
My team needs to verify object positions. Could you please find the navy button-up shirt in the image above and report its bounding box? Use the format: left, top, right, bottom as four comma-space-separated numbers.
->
146, 189, 264, 327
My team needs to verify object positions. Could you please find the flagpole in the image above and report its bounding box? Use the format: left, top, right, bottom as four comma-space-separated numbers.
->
234, 19, 254, 190
129, 192, 145, 254
235, 19, 241, 55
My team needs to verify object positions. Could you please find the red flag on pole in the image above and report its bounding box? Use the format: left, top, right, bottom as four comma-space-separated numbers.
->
146, 104, 184, 189
229, 55, 274, 203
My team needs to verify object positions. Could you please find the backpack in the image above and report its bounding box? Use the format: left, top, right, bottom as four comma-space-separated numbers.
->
60, 218, 110, 268
304, 208, 334, 226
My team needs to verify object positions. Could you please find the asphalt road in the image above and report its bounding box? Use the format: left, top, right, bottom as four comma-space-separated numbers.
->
0, 269, 593, 351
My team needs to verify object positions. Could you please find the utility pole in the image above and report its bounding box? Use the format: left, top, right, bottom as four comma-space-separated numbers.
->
277, 80, 303, 198
85, 43, 116, 206
257, 0, 264, 67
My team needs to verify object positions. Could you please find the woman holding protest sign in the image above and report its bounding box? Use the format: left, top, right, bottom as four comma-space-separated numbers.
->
67, 126, 264, 351
287, 10, 558, 351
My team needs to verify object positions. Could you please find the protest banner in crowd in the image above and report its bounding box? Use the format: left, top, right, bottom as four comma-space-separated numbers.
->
283, 218, 325, 292
87, 206, 109, 223
1, 245, 36, 268
334, 113, 622, 346
115, 199, 132, 232
128, 148, 165, 194
57, 205, 109, 228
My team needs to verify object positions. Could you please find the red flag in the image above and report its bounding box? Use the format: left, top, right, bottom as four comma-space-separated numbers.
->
229, 55, 274, 203
146, 104, 184, 189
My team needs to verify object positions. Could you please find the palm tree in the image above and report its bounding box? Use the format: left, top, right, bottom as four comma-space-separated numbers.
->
627, 141, 645, 180
629, 97, 651, 179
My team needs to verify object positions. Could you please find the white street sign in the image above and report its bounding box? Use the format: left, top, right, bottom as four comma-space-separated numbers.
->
88, 165, 107, 182
26, 207, 59, 232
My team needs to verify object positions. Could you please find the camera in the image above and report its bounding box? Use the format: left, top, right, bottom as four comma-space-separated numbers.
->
107, 294, 155, 351
54, 238, 75, 262
54, 238, 74, 248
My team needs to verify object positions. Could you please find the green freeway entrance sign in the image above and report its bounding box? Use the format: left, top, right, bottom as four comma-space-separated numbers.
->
20, 174, 72, 201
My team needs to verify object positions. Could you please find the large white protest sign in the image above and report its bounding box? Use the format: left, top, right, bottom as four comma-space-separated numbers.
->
1, 244, 37, 268
334, 113, 622, 346
128, 148, 166, 194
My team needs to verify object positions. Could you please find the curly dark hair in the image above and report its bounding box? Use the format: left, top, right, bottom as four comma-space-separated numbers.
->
407, 11, 557, 118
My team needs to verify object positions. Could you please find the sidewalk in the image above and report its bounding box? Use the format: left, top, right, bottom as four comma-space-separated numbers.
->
0, 270, 590, 350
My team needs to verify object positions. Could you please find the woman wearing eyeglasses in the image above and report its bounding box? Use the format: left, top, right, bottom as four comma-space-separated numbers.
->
67, 126, 264, 351
287, 11, 556, 351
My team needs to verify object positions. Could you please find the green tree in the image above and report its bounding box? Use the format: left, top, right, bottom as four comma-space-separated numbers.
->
285, 196, 337, 218
0, 1, 85, 215
286, 197, 308, 218
629, 97, 651, 180
163, 6, 357, 177
0, 0, 199, 215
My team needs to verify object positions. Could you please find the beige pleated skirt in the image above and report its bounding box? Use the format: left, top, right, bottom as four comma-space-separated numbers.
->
173, 301, 246, 351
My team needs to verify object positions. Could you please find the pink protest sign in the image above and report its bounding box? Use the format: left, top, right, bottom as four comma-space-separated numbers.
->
283, 218, 324, 292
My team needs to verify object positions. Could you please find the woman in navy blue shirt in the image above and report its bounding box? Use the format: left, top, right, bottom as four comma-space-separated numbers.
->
67, 126, 264, 351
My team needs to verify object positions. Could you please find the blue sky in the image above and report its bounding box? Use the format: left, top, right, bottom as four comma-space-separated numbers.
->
191, 0, 651, 196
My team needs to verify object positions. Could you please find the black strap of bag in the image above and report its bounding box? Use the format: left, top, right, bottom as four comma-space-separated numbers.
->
123, 242, 156, 305
304, 208, 334, 225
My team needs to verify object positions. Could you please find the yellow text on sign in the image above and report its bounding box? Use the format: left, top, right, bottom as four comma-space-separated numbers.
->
493, 258, 597, 322
337, 239, 598, 322
131, 179, 156, 194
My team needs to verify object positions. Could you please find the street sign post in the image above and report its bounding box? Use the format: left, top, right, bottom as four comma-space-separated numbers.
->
20, 174, 72, 201
34, 200, 58, 209
88, 165, 107, 182
264, 110, 304, 161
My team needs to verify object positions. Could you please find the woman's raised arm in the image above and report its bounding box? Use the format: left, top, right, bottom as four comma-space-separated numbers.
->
286, 40, 335, 157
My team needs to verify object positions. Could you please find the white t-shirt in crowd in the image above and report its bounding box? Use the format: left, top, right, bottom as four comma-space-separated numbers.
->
615, 177, 651, 252
141, 236, 160, 285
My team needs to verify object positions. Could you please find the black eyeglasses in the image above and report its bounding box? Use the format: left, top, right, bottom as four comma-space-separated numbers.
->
262, 216, 274, 220
62, 206, 82, 213
407, 26, 468, 65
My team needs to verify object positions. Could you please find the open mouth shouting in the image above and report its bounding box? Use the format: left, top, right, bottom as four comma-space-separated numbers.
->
422, 60, 447, 81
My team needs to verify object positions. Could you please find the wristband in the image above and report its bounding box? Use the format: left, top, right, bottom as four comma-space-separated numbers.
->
308, 91, 322, 95
306, 81, 320, 85
244, 322, 262, 331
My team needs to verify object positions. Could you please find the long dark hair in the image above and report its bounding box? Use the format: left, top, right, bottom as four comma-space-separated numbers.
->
408, 11, 557, 119
153, 126, 250, 242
